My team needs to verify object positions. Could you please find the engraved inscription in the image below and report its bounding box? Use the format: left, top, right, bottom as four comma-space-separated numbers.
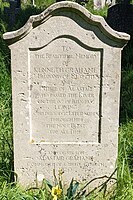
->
30, 38, 102, 143
37, 147, 96, 178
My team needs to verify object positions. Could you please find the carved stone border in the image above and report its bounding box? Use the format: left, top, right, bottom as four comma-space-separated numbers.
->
3, 1, 130, 44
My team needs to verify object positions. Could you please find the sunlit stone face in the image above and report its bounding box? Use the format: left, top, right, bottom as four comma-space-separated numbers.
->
3, 2, 129, 186
30, 38, 102, 144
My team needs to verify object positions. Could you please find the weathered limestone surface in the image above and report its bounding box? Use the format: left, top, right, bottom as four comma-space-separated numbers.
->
3, 2, 130, 186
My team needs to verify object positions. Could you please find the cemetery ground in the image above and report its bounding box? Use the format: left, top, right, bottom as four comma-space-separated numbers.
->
0, 1, 133, 199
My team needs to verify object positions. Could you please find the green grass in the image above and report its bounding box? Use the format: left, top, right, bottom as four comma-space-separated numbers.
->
0, 1, 133, 199
117, 122, 133, 200
0, 21, 13, 185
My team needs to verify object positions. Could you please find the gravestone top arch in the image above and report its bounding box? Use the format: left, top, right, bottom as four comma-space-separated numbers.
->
3, 1, 129, 43
3, 1, 130, 186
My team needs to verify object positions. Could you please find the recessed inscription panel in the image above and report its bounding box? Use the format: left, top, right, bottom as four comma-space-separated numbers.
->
30, 38, 102, 143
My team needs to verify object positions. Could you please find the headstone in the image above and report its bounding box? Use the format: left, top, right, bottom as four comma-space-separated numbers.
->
106, 1, 133, 35
93, 0, 116, 10
93, 0, 107, 10
93, 0, 104, 9
4, 0, 21, 28
3, 2, 130, 187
